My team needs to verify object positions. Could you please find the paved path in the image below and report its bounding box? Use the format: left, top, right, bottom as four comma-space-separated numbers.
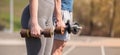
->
0, 32, 120, 55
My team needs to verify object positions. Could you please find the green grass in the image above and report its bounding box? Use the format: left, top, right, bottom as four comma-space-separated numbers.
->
0, 0, 28, 32
0, 0, 10, 29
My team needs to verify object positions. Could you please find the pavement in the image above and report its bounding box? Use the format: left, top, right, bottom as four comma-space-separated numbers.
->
0, 32, 120, 55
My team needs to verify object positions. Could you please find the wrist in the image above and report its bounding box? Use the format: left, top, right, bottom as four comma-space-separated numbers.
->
56, 17, 62, 22
30, 21, 39, 27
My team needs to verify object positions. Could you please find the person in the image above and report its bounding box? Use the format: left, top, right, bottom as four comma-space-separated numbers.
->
21, 0, 55, 55
21, 0, 65, 55
52, 0, 74, 55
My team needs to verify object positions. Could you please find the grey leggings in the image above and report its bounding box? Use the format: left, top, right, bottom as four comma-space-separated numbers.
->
21, 0, 54, 55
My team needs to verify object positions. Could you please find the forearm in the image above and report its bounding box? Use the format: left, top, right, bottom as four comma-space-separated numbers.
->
54, 0, 62, 22
29, 0, 38, 25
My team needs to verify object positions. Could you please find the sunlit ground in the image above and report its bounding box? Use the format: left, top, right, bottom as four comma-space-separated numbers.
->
0, 32, 120, 55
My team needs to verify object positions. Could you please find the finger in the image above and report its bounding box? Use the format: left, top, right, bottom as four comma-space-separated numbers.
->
30, 32, 37, 37
30, 32, 36, 37
36, 34, 41, 38
31, 32, 41, 38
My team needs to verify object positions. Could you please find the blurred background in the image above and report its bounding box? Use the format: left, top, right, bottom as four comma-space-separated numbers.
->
0, 0, 120, 37
73, 0, 120, 37
0, 0, 120, 55
0, 0, 28, 32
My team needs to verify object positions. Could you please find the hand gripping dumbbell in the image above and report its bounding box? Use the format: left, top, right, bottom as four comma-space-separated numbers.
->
54, 20, 82, 34
20, 28, 54, 38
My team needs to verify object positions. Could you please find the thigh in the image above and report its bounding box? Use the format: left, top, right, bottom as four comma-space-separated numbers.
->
44, 38, 54, 55
52, 39, 67, 55
25, 38, 41, 55
53, 39, 66, 48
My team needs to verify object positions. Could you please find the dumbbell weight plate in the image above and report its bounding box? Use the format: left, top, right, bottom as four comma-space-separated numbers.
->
20, 29, 31, 38
42, 28, 54, 37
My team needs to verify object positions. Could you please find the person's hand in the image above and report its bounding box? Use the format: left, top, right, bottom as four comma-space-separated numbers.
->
56, 20, 66, 28
56, 20, 66, 34
30, 23, 42, 38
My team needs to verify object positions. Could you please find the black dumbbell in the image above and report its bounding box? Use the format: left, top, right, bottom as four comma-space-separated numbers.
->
54, 20, 82, 34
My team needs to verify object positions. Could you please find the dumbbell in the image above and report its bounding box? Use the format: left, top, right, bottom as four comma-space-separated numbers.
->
20, 28, 54, 38
54, 20, 82, 34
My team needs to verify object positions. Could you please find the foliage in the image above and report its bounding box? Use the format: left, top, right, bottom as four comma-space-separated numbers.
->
0, 0, 28, 31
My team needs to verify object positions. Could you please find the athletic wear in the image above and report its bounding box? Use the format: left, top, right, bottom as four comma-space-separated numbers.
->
21, 0, 54, 55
